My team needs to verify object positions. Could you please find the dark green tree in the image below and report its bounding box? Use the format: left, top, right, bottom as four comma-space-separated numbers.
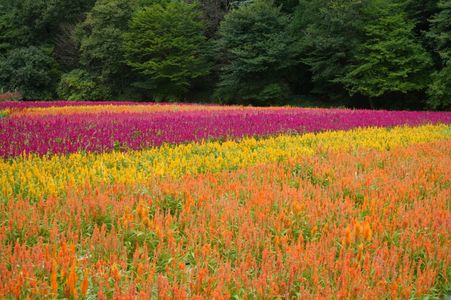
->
54, 23, 81, 70
426, 0, 451, 62
0, 0, 96, 99
215, 0, 296, 105
123, 1, 209, 100
291, 0, 372, 99
197, 0, 231, 37
0, 1, 20, 54
340, 2, 432, 108
75, 0, 137, 97
427, 63, 450, 110
426, 0, 450, 110
0, 0, 95, 53
404, 0, 439, 39
57, 69, 110, 100
0, 47, 58, 99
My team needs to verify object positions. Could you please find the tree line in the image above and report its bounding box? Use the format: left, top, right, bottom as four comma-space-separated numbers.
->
0, 0, 449, 109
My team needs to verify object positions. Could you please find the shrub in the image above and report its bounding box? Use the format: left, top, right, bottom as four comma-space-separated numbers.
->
0, 47, 57, 100
57, 69, 110, 100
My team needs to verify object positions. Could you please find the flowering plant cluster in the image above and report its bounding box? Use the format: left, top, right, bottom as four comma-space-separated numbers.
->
0, 102, 449, 298
1, 102, 450, 158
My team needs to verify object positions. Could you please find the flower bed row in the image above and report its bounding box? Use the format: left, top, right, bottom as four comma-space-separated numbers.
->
1, 103, 450, 157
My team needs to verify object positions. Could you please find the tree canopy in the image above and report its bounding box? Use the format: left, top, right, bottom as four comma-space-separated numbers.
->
215, 0, 297, 105
0, 0, 449, 110
0, 47, 58, 100
340, 2, 432, 107
123, 1, 209, 100
426, 0, 451, 110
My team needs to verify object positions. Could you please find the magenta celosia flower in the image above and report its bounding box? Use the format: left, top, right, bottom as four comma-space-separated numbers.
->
0, 102, 450, 157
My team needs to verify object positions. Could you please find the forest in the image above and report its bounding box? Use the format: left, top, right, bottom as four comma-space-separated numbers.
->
0, 0, 449, 110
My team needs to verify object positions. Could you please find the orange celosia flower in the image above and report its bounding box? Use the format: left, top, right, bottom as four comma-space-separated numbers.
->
363, 222, 372, 241
344, 226, 353, 246
357, 243, 364, 261
65, 260, 77, 299
50, 260, 58, 296
81, 270, 89, 298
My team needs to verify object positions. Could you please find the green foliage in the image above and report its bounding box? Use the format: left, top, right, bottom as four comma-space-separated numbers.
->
197, 0, 230, 37
0, 0, 447, 108
57, 69, 111, 100
215, 0, 296, 105
123, 1, 209, 100
0, 1, 19, 53
76, 0, 136, 96
274, 0, 299, 13
340, 2, 432, 101
291, 0, 372, 98
427, 0, 451, 63
426, 0, 450, 110
0, 0, 96, 99
0, 0, 95, 53
404, 0, 439, 39
427, 63, 451, 110
0, 47, 58, 100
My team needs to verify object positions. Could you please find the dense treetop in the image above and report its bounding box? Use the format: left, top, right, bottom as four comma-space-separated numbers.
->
0, 0, 449, 110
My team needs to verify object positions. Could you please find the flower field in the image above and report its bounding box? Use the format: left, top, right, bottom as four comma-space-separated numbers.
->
1, 102, 450, 158
0, 102, 450, 299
